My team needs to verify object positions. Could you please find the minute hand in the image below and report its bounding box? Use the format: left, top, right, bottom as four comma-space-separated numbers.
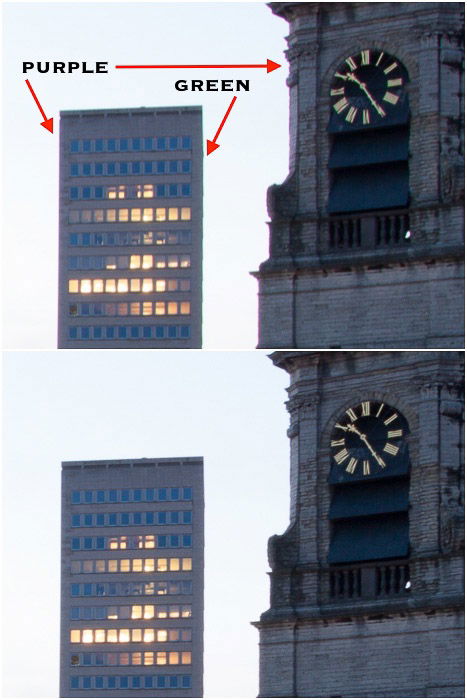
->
346, 73, 385, 116
347, 424, 385, 467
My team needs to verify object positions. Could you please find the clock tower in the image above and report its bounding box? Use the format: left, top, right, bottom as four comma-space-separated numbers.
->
253, 350, 464, 697
253, 2, 464, 349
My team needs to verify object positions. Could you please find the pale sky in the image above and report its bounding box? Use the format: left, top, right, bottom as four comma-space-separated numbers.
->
3, 350, 293, 697
2, 1, 290, 349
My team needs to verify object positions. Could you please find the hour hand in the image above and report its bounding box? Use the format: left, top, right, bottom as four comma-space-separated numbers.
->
335, 423, 352, 432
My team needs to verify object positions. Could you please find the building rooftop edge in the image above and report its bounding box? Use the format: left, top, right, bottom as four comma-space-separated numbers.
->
62, 457, 204, 469
60, 106, 202, 117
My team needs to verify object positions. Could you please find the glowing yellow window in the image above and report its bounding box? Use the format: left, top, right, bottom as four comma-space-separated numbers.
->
142, 302, 152, 316
131, 208, 141, 222
133, 559, 143, 572
95, 560, 105, 573
182, 558, 192, 571
168, 208, 178, 221
168, 630, 179, 642
157, 558, 168, 572
169, 606, 179, 618
130, 281, 141, 294
120, 652, 130, 666
95, 629, 106, 643
142, 279, 153, 293
132, 652, 142, 665
143, 185, 153, 198
167, 302, 178, 315
80, 279, 92, 294
107, 629, 118, 643
119, 629, 130, 643
157, 630, 168, 642
169, 558, 180, 571
144, 652, 154, 665
109, 538, 118, 550
180, 302, 190, 315
167, 280, 178, 291
142, 255, 152, 269
130, 301, 141, 314
145, 535, 155, 549
144, 558, 155, 572
117, 279, 128, 293
180, 255, 191, 268
118, 186, 125, 199
182, 605, 191, 618
82, 629, 93, 644
107, 607, 118, 619
155, 256, 166, 269
131, 629, 142, 642
145, 582, 155, 594
106, 209, 117, 222
117, 303, 128, 316
182, 652, 192, 665
105, 279, 116, 293
155, 280, 166, 292
157, 607, 168, 619
137, 536, 144, 549
93, 279, 104, 293
155, 208, 166, 221
167, 256, 178, 268
108, 560, 118, 572
118, 208, 129, 222
94, 209, 104, 222
155, 233, 166, 245
155, 302, 166, 316
132, 605, 143, 619
69, 280, 79, 293
157, 652, 167, 665
130, 255, 141, 269
107, 187, 117, 199
144, 231, 153, 244
169, 652, 179, 665
143, 605, 154, 619
143, 208, 153, 222
81, 210, 92, 223
143, 629, 155, 643
181, 207, 191, 220
120, 559, 130, 572
70, 630, 80, 643
119, 536, 128, 549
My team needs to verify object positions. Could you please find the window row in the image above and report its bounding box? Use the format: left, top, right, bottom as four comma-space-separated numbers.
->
69, 230, 192, 247
70, 627, 191, 644
71, 651, 192, 667
71, 534, 192, 551
67, 324, 191, 341
68, 278, 190, 295
69, 301, 191, 318
68, 253, 191, 271
70, 159, 191, 177
71, 580, 192, 598
70, 604, 192, 621
69, 183, 191, 201
70, 136, 192, 153
71, 557, 192, 575
72, 487, 192, 504
68, 206, 191, 224
70, 674, 191, 690
72, 510, 192, 528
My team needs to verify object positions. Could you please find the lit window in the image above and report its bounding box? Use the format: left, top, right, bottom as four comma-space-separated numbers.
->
144, 231, 153, 244
133, 559, 143, 572
118, 185, 125, 199
157, 558, 168, 572
93, 279, 104, 293
70, 630, 80, 643
180, 302, 190, 315
169, 558, 180, 571
118, 303, 128, 316
109, 538, 118, 550
130, 280, 141, 294
156, 208, 166, 221
107, 607, 118, 619
132, 605, 142, 619
82, 629, 93, 644
120, 559, 130, 572
143, 629, 154, 643
168, 208, 178, 221
144, 652, 153, 665
155, 256, 166, 269
117, 279, 128, 293
157, 652, 167, 665
142, 279, 153, 293
144, 558, 155, 572
95, 560, 105, 573
131, 208, 141, 222
158, 607, 168, 619
168, 302, 178, 315
131, 629, 142, 642
132, 652, 142, 665
80, 279, 92, 294
143, 208, 153, 222
82, 210, 92, 223
182, 652, 192, 665
105, 279, 116, 293
155, 280, 166, 292
69, 280, 79, 293
155, 302, 166, 316
169, 652, 179, 665
120, 652, 130, 666
118, 209, 129, 222
144, 605, 154, 619
180, 255, 191, 268
182, 558, 192, 571
145, 535, 155, 549
94, 209, 104, 223
119, 629, 130, 643
167, 280, 178, 291
168, 256, 178, 268
143, 302, 152, 316
130, 301, 141, 314
107, 187, 117, 200
106, 209, 117, 222
157, 630, 168, 642
169, 606, 179, 618
130, 255, 141, 269
142, 255, 152, 269
107, 629, 118, 643
181, 207, 191, 220
108, 560, 118, 572
95, 629, 105, 643
106, 257, 116, 270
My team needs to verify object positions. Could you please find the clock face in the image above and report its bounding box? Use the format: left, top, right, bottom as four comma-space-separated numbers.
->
330, 401, 408, 478
330, 49, 407, 126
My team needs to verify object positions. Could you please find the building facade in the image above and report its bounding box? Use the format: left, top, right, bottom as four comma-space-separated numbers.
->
254, 351, 464, 697
60, 457, 204, 697
58, 107, 202, 348
254, 2, 464, 349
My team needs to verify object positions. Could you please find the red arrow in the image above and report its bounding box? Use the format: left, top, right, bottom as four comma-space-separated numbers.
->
115, 59, 281, 73
206, 96, 237, 156
25, 79, 54, 133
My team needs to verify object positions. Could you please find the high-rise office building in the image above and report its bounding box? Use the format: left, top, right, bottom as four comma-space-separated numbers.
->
58, 107, 202, 348
60, 457, 204, 697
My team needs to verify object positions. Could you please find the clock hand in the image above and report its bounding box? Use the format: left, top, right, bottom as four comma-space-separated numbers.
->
346, 424, 386, 467
346, 73, 386, 117
335, 423, 353, 432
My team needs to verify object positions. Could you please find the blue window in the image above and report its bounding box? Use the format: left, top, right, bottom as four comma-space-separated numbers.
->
170, 535, 179, 547
95, 186, 103, 199
157, 184, 165, 197
69, 327, 78, 340
83, 140, 91, 152
96, 537, 105, 550
109, 490, 117, 502
106, 326, 115, 339
107, 139, 116, 152
70, 677, 79, 689
71, 584, 80, 596
171, 488, 179, 500
120, 138, 128, 151
70, 164, 79, 177
156, 137, 166, 150
183, 534, 192, 547
156, 326, 165, 338
82, 677, 91, 689
180, 325, 190, 338
182, 136, 192, 149
169, 511, 178, 524
144, 676, 153, 688
168, 326, 177, 339
182, 184, 191, 196
96, 584, 105, 596
95, 162, 104, 175
131, 326, 139, 339
108, 583, 117, 595
143, 326, 152, 339
83, 537, 92, 550
159, 488, 167, 501
158, 535, 167, 548
82, 163, 91, 176
131, 161, 141, 174
107, 162, 116, 175
93, 326, 102, 339
132, 676, 141, 688
169, 137, 178, 150
120, 677, 129, 689
97, 490, 105, 503
95, 607, 105, 619
108, 677, 116, 689
169, 675, 178, 688
70, 140, 79, 153
120, 162, 128, 174
169, 160, 178, 173
71, 538, 80, 550
121, 489, 130, 502
82, 653, 92, 666
183, 487, 192, 500
134, 489, 142, 502
95, 139, 104, 152
96, 514, 105, 526
132, 138, 141, 150
183, 511, 192, 524
182, 160, 191, 172
71, 607, 80, 619
157, 676, 166, 688
169, 184, 178, 196
95, 676, 104, 688
144, 161, 152, 174
82, 233, 91, 246
145, 512, 154, 525
83, 583, 92, 596
70, 233, 79, 246
144, 137, 153, 150
95, 653, 104, 666
81, 327, 90, 339
118, 326, 127, 339
133, 512, 142, 525
121, 513, 130, 525
84, 491, 92, 503
70, 187, 79, 199
109, 513, 117, 525
182, 676, 191, 688
158, 512, 167, 524
72, 491, 80, 504
146, 488, 155, 501
157, 161, 165, 173
84, 514, 92, 526
82, 187, 91, 199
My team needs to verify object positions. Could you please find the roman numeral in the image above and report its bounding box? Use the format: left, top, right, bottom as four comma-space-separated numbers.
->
345, 55, 357, 70
331, 439, 346, 447
388, 429, 403, 438
383, 442, 399, 455
330, 87, 345, 96
387, 78, 403, 87
334, 97, 349, 114
376, 403, 385, 417
361, 401, 370, 416
383, 91, 399, 105
384, 61, 398, 74
334, 448, 349, 465
345, 106, 358, 123
363, 460, 370, 475
360, 50, 370, 65
375, 52, 384, 67
373, 102, 386, 118
384, 413, 398, 425
346, 408, 358, 422
346, 457, 358, 474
